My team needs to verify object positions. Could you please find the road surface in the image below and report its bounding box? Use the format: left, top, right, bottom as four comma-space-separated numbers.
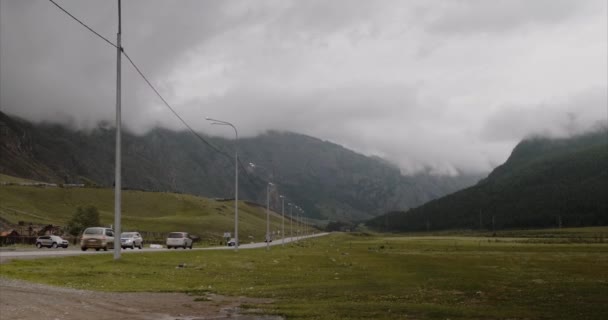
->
0, 233, 329, 263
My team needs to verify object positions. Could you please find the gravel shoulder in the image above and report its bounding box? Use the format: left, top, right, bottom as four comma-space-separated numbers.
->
0, 277, 282, 320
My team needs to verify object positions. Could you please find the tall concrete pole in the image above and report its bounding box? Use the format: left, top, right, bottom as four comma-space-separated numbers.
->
234, 137, 238, 251
113, 0, 122, 260
266, 182, 273, 251
289, 203, 293, 242
206, 118, 239, 251
280, 195, 285, 246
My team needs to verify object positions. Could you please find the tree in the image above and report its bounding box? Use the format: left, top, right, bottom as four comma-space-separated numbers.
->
66, 205, 100, 236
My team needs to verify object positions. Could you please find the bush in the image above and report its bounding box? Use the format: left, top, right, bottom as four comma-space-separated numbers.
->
66, 205, 100, 236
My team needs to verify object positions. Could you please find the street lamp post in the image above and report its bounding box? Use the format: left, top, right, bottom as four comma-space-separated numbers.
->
206, 117, 239, 251
296, 210, 300, 241
288, 203, 293, 243
298, 207, 304, 241
266, 182, 274, 251
301, 211, 306, 238
280, 195, 286, 246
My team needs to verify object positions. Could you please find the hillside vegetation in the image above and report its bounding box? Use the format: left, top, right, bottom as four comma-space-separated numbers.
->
0, 183, 292, 243
0, 111, 482, 222
367, 129, 608, 231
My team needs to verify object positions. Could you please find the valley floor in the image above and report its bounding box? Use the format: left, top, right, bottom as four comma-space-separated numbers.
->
1, 230, 607, 319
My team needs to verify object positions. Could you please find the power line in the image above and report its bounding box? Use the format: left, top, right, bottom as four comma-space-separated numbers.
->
122, 51, 261, 187
124, 55, 257, 183
49, 0, 226, 157
122, 51, 228, 155
49, 0, 229, 158
48, 0, 261, 189
49, 0, 117, 48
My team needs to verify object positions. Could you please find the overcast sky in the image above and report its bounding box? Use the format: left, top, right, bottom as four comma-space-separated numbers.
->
1, 0, 606, 175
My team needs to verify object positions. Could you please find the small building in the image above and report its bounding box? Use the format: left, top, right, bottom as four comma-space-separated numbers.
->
0, 229, 20, 245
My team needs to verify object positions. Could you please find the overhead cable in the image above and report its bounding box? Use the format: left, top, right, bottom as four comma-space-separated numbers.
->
49, 0, 117, 48
49, 0, 261, 188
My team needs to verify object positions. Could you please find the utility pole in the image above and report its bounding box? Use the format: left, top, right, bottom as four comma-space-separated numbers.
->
296, 212, 299, 241
289, 203, 293, 243
113, 0, 122, 260
206, 118, 239, 251
266, 182, 273, 251
280, 195, 285, 246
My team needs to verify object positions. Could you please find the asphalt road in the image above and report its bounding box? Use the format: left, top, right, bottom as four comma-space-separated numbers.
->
0, 232, 329, 262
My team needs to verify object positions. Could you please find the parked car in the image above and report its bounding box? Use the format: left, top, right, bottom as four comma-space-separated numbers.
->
35, 235, 69, 249
120, 232, 143, 249
80, 227, 114, 251
166, 232, 193, 249
227, 238, 238, 247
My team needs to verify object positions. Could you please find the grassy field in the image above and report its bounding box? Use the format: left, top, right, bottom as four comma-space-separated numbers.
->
2, 230, 607, 319
387, 226, 608, 244
0, 173, 42, 184
0, 184, 292, 244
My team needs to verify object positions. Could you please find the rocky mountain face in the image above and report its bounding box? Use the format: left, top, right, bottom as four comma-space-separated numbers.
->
367, 129, 608, 231
0, 111, 482, 221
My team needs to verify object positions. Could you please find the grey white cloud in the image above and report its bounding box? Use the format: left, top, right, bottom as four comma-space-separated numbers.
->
1, 0, 606, 175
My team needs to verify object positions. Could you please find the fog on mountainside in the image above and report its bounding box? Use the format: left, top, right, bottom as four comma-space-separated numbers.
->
0, 111, 483, 222
367, 128, 608, 231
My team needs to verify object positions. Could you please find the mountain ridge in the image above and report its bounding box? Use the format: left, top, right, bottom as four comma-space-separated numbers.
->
0, 111, 483, 222
366, 129, 608, 231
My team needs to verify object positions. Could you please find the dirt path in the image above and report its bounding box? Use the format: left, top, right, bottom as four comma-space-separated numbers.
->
0, 278, 283, 320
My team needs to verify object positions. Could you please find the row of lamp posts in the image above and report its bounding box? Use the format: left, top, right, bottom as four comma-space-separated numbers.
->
260, 171, 307, 251
206, 117, 309, 252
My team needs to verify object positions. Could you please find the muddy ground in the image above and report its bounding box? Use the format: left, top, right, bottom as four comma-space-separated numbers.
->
0, 277, 283, 320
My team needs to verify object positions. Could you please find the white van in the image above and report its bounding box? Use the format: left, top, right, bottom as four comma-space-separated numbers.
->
166, 232, 193, 249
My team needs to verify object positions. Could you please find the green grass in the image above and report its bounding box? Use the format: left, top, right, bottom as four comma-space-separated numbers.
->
0, 184, 290, 243
2, 232, 607, 319
386, 226, 608, 243
0, 173, 42, 184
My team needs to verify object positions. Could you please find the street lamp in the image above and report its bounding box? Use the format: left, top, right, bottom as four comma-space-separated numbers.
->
266, 182, 274, 251
296, 209, 300, 241
280, 195, 286, 246
301, 209, 306, 238
288, 203, 293, 243
296, 206, 304, 241
206, 117, 239, 251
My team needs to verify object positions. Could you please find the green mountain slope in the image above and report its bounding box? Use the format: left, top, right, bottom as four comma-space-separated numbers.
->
0, 111, 482, 222
0, 183, 288, 243
367, 130, 608, 231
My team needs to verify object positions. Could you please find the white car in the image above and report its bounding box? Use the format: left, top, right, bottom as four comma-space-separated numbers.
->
166, 232, 193, 249
35, 235, 69, 249
120, 232, 144, 249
